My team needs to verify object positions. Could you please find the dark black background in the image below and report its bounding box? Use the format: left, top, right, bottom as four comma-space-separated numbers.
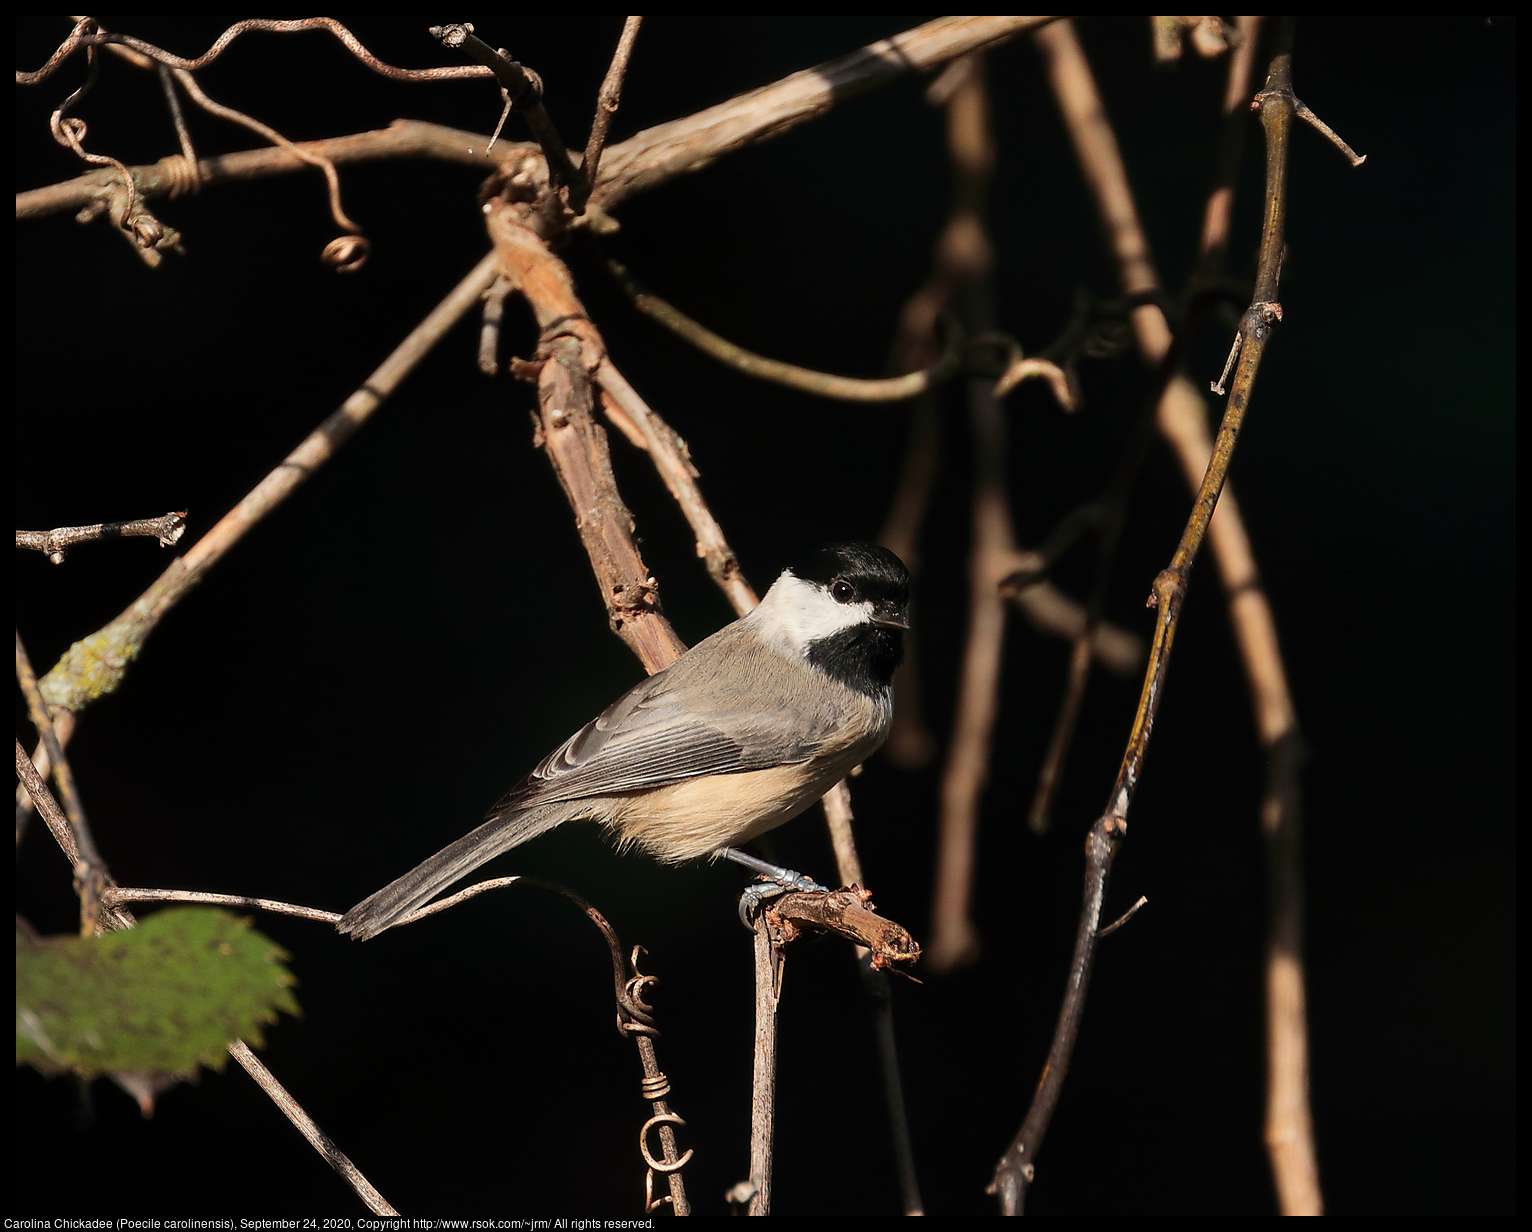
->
15, 17, 1514, 1216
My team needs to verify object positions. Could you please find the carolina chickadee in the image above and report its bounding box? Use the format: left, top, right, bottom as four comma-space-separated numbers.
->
338, 542, 911, 941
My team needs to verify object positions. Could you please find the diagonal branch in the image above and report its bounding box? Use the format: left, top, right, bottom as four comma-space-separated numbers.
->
33, 254, 498, 720
590, 16, 1054, 209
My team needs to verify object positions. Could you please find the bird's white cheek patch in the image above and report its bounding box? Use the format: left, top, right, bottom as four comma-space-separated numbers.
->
752, 573, 871, 659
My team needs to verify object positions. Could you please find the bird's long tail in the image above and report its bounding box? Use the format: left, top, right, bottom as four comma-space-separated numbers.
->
337, 804, 570, 941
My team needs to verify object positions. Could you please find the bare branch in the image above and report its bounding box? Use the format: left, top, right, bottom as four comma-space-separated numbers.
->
430, 23, 586, 210
18, 121, 530, 221
227, 1041, 398, 1215
486, 201, 683, 670
105, 887, 342, 927
595, 370, 759, 617
582, 18, 643, 193
766, 888, 921, 973
16, 510, 186, 564
15, 710, 73, 842
593, 17, 1054, 210
15, 636, 113, 935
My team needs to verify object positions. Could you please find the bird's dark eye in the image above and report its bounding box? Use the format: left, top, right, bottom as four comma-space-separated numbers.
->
831, 579, 855, 603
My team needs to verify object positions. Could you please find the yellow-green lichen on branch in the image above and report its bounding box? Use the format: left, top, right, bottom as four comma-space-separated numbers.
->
37, 559, 193, 715
39, 617, 148, 713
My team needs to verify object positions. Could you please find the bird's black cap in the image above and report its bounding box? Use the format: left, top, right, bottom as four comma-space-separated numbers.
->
788, 542, 910, 607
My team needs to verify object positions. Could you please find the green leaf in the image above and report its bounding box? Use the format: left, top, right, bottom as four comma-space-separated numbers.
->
15, 907, 300, 1081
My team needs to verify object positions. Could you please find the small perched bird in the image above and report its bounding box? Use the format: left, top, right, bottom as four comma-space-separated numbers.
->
338, 542, 911, 940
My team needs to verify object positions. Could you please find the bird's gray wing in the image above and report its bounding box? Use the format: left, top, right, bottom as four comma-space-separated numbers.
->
488, 627, 837, 817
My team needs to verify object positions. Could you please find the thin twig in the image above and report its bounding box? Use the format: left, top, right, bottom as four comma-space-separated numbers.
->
1096, 894, 1148, 938
1199, 21, 1325, 1213
33, 255, 498, 719
15, 710, 73, 843
15, 740, 78, 870
429, 23, 586, 210
18, 121, 533, 221
608, 257, 965, 402
12, 739, 133, 934
15, 635, 109, 934
860, 952, 925, 1214
1294, 97, 1366, 167
748, 910, 782, 1216
595, 371, 759, 616
822, 765, 925, 1214
16, 510, 186, 564
582, 18, 642, 194
227, 1041, 398, 1214
105, 886, 343, 926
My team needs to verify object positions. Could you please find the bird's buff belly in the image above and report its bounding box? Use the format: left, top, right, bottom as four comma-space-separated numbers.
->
597, 753, 869, 864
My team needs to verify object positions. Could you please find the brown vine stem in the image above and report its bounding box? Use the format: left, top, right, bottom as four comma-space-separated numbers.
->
607, 257, 965, 402
990, 22, 1310, 1213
